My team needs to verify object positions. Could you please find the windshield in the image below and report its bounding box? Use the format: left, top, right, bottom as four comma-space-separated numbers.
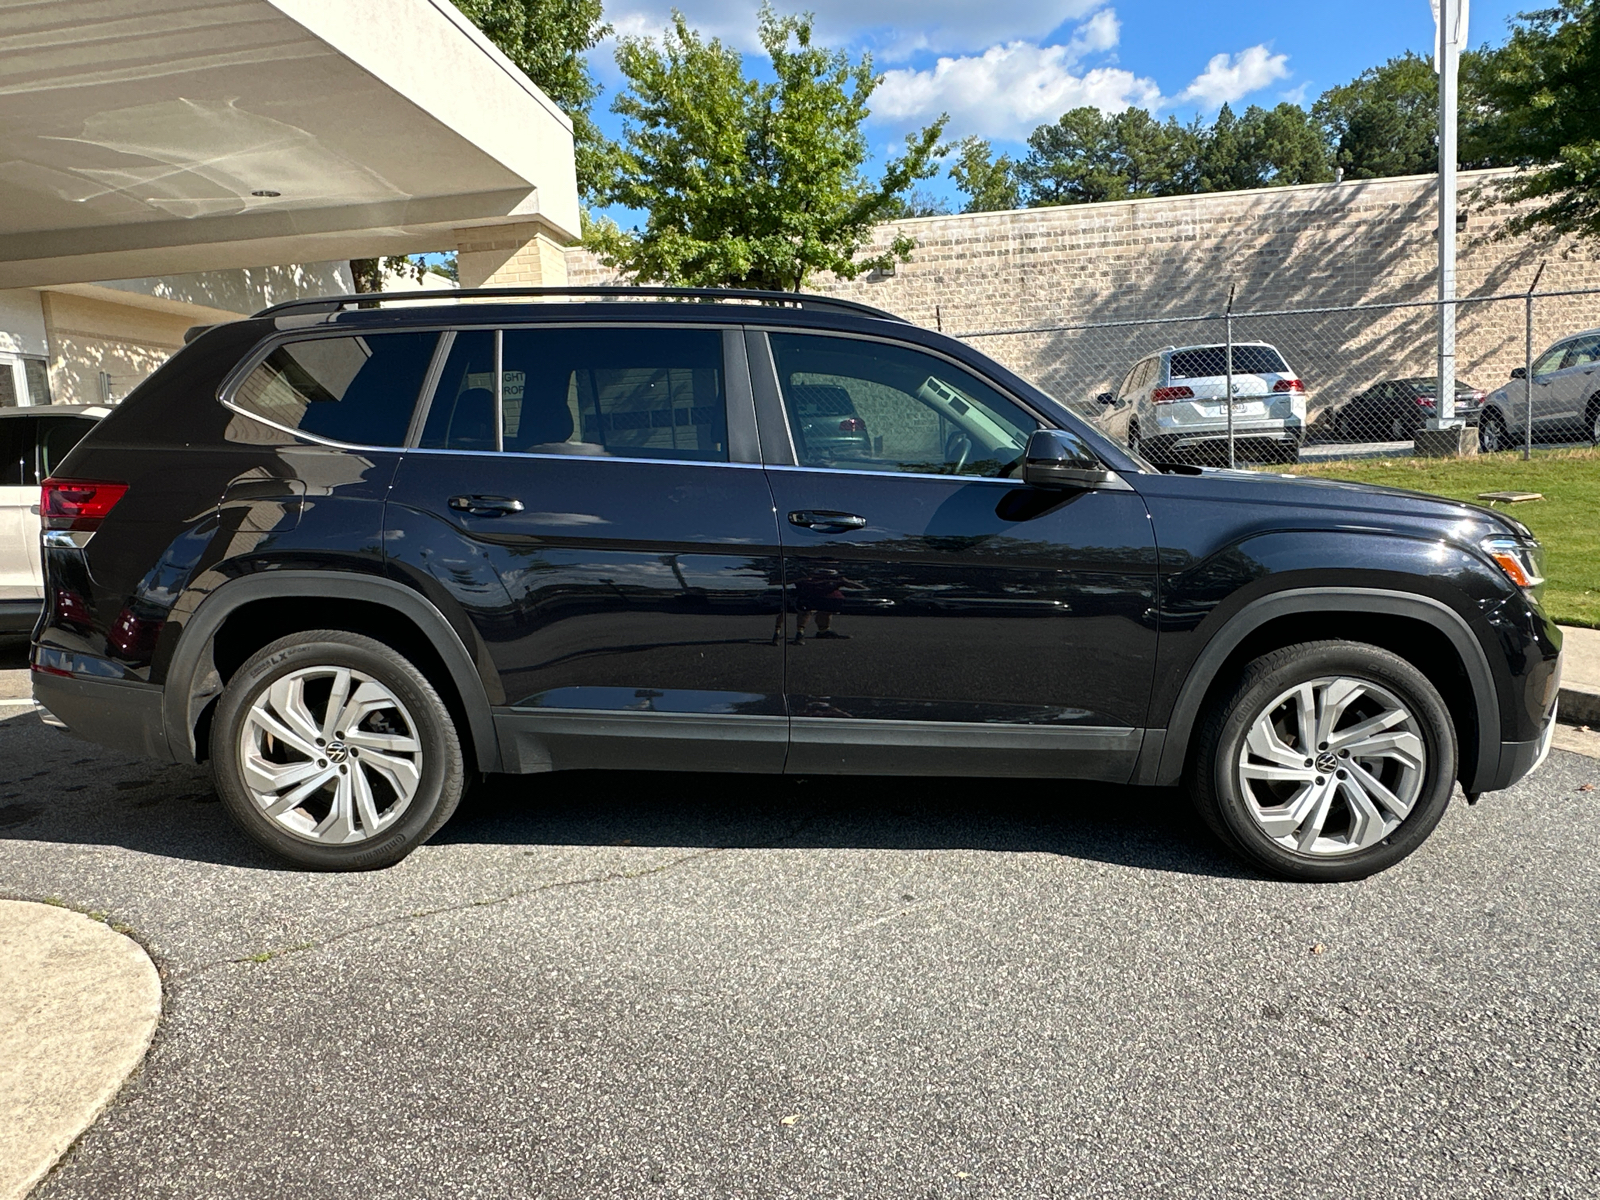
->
1169, 345, 1289, 379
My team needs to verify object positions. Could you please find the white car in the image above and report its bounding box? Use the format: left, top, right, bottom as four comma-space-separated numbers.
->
1477, 327, 1600, 452
1095, 342, 1307, 465
0, 405, 108, 633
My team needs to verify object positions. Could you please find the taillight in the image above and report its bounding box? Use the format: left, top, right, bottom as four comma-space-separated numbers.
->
1272, 379, 1305, 393
1417, 396, 1437, 407
838, 418, 866, 433
1150, 386, 1194, 404
41, 479, 127, 531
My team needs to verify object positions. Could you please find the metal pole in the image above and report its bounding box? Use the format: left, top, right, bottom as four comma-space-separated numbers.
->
1225, 284, 1236, 469
1433, 0, 1465, 433
1524, 261, 1545, 460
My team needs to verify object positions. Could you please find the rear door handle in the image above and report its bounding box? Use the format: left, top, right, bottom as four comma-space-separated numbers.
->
788, 510, 867, 532
449, 495, 524, 517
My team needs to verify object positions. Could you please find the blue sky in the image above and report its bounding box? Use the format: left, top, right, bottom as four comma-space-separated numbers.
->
583, 0, 1529, 221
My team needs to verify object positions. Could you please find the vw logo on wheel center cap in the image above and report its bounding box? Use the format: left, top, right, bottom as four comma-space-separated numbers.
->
1316, 751, 1338, 773
326, 740, 349, 763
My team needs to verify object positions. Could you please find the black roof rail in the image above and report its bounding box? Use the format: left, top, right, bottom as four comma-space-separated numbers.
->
252, 284, 908, 324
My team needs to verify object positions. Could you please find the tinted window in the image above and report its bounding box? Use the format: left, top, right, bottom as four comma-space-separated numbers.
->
420, 328, 730, 462
769, 333, 1038, 477
1169, 345, 1289, 378
231, 332, 438, 446
505, 327, 727, 461
418, 331, 497, 451
0, 418, 30, 486
38, 418, 97, 481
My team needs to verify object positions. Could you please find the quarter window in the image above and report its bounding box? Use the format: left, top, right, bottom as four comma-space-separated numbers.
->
231, 332, 439, 446
769, 333, 1038, 477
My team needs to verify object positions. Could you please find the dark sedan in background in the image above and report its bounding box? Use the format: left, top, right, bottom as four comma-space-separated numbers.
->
1333, 377, 1486, 442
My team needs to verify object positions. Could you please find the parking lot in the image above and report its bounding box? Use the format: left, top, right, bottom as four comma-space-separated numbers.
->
3, 638, 1598, 1200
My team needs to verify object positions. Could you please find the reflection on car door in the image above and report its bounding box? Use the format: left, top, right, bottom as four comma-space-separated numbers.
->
385, 325, 786, 774
754, 329, 1159, 782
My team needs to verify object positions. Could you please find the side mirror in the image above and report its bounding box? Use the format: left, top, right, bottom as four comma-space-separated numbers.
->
1509, 366, 1527, 380
1022, 429, 1114, 489
1096, 392, 1116, 406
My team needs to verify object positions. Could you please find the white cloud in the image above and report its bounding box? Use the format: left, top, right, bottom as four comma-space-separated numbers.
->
876, 42, 1161, 141
602, 0, 1102, 60
1177, 45, 1290, 108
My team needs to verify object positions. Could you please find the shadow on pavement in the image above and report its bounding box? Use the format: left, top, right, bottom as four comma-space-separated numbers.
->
0, 708, 1251, 879
439, 769, 1253, 880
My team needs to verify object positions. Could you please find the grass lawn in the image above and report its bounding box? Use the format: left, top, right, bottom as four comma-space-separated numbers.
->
1282, 447, 1600, 628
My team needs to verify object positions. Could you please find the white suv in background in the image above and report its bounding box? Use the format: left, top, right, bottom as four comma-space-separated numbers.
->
1096, 342, 1307, 465
0, 405, 107, 633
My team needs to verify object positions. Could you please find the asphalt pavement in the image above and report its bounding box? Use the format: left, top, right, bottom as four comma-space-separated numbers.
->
3, 696, 1598, 1200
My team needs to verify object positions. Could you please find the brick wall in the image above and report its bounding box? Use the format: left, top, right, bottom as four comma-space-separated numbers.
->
567, 171, 1600, 419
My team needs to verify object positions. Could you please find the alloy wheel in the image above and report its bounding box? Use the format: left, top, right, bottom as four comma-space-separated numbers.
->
239, 665, 423, 845
1235, 675, 1425, 857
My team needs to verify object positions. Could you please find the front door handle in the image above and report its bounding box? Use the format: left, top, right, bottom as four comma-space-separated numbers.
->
788, 510, 867, 532
449, 495, 524, 517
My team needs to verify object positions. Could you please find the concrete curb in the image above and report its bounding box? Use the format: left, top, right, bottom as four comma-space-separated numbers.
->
0, 902, 161, 1200
1558, 626, 1600, 729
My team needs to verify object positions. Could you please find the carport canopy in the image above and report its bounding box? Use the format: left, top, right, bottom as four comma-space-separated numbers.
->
0, 0, 582, 289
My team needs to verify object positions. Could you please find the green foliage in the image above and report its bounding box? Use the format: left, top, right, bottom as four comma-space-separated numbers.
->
1199, 103, 1332, 190
948, 136, 1021, 213
590, 4, 946, 290
1470, 0, 1600, 244
1017, 107, 1199, 205
450, 0, 612, 197
950, 105, 1327, 212
1312, 52, 1442, 179
886, 188, 955, 218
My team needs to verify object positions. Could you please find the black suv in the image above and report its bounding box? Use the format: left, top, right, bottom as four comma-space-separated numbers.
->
32, 287, 1562, 881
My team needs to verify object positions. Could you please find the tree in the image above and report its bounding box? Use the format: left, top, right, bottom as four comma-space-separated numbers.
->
1469, 0, 1600, 244
1313, 52, 1441, 180
590, 5, 946, 290
886, 188, 955, 218
949, 136, 1021, 213
1015, 107, 1197, 206
451, 0, 613, 199
1198, 103, 1331, 191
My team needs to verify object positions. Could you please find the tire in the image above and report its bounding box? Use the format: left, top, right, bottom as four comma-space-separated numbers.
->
211, 630, 464, 870
1478, 409, 1508, 453
1188, 640, 1457, 882
1587, 396, 1600, 445
1127, 423, 1141, 456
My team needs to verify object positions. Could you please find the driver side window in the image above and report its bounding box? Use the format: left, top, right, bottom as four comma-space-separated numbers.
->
768, 333, 1040, 477
1533, 341, 1571, 376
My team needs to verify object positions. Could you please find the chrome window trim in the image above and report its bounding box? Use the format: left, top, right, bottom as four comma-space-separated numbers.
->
400, 446, 769, 470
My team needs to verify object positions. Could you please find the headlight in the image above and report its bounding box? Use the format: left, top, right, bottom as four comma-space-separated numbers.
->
1483, 536, 1545, 590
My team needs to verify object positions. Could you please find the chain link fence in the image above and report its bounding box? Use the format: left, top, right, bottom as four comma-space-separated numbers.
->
954, 283, 1600, 465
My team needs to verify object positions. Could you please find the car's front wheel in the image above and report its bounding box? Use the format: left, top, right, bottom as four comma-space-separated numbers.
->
1189, 640, 1457, 882
211, 630, 464, 870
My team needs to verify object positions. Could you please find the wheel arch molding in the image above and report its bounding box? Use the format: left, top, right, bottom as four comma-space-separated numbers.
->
1143, 587, 1501, 794
161, 571, 502, 772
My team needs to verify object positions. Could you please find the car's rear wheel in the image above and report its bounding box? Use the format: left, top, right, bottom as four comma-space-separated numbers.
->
1127, 423, 1142, 456
1189, 640, 1456, 882
1478, 409, 1508, 453
211, 630, 464, 870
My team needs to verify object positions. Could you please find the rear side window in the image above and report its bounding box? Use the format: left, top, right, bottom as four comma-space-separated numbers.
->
420, 327, 729, 462
1169, 346, 1289, 378
230, 332, 439, 446
38, 418, 97, 480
